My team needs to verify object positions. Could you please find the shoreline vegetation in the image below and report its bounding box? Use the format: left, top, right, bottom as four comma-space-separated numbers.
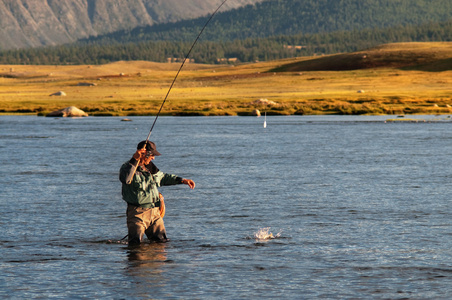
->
1, 42, 451, 117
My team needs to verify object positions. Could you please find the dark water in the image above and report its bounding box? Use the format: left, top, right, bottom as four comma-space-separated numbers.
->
1, 115, 451, 299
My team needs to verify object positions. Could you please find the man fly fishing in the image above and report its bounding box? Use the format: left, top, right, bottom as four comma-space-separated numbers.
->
118, 0, 226, 245
119, 140, 195, 245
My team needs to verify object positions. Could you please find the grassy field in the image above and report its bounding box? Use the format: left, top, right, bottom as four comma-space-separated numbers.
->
1, 42, 452, 116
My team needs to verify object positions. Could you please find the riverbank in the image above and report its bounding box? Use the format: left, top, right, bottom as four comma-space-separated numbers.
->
1, 42, 451, 116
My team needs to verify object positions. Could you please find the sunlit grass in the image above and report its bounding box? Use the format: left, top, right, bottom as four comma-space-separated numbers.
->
1, 42, 452, 116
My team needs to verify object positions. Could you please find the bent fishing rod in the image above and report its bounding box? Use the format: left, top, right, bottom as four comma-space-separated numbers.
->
125, 0, 228, 184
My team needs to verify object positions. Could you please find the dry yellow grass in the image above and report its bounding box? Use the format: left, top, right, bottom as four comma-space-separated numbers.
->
1, 42, 452, 116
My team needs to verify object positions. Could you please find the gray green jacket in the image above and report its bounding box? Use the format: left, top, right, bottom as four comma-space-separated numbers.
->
119, 158, 183, 208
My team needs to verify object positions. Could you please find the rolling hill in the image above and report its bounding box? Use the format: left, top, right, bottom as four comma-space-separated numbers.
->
271, 42, 452, 72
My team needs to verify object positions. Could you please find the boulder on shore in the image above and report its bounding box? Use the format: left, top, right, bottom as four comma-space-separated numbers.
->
46, 106, 88, 117
49, 91, 67, 96
251, 109, 261, 117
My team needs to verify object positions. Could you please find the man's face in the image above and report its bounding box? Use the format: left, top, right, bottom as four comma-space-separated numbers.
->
143, 151, 155, 164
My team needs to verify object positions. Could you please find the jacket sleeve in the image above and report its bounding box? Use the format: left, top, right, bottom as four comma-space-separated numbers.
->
153, 171, 183, 187
119, 159, 139, 184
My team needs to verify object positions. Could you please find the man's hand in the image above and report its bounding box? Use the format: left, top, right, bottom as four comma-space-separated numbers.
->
133, 149, 146, 161
181, 179, 195, 189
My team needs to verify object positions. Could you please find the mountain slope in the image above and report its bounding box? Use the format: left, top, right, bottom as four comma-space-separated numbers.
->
0, 0, 264, 50
84, 0, 452, 45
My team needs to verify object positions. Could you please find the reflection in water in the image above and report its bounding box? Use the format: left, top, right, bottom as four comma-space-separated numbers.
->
125, 242, 169, 294
127, 242, 168, 266
124, 243, 171, 297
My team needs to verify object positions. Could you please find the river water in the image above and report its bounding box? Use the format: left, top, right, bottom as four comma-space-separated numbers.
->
1, 115, 451, 299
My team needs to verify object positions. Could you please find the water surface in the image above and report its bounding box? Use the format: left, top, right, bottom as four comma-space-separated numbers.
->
1, 115, 451, 299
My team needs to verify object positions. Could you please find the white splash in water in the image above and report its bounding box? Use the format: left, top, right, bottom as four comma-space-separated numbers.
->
254, 227, 281, 240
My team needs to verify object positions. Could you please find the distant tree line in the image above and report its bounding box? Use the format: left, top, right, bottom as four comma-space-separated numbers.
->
1, 20, 451, 65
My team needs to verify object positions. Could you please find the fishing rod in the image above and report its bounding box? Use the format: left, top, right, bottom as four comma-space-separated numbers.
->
125, 0, 228, 185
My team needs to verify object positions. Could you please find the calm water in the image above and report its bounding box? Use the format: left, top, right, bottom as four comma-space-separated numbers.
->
1, 115, 451, 299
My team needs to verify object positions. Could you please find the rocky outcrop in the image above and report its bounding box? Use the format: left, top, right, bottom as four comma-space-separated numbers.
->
0, 0, 264, 50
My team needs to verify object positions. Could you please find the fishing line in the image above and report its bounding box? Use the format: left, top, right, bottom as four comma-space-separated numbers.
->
125, 0, 228, 185
145, 0, 228, 141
